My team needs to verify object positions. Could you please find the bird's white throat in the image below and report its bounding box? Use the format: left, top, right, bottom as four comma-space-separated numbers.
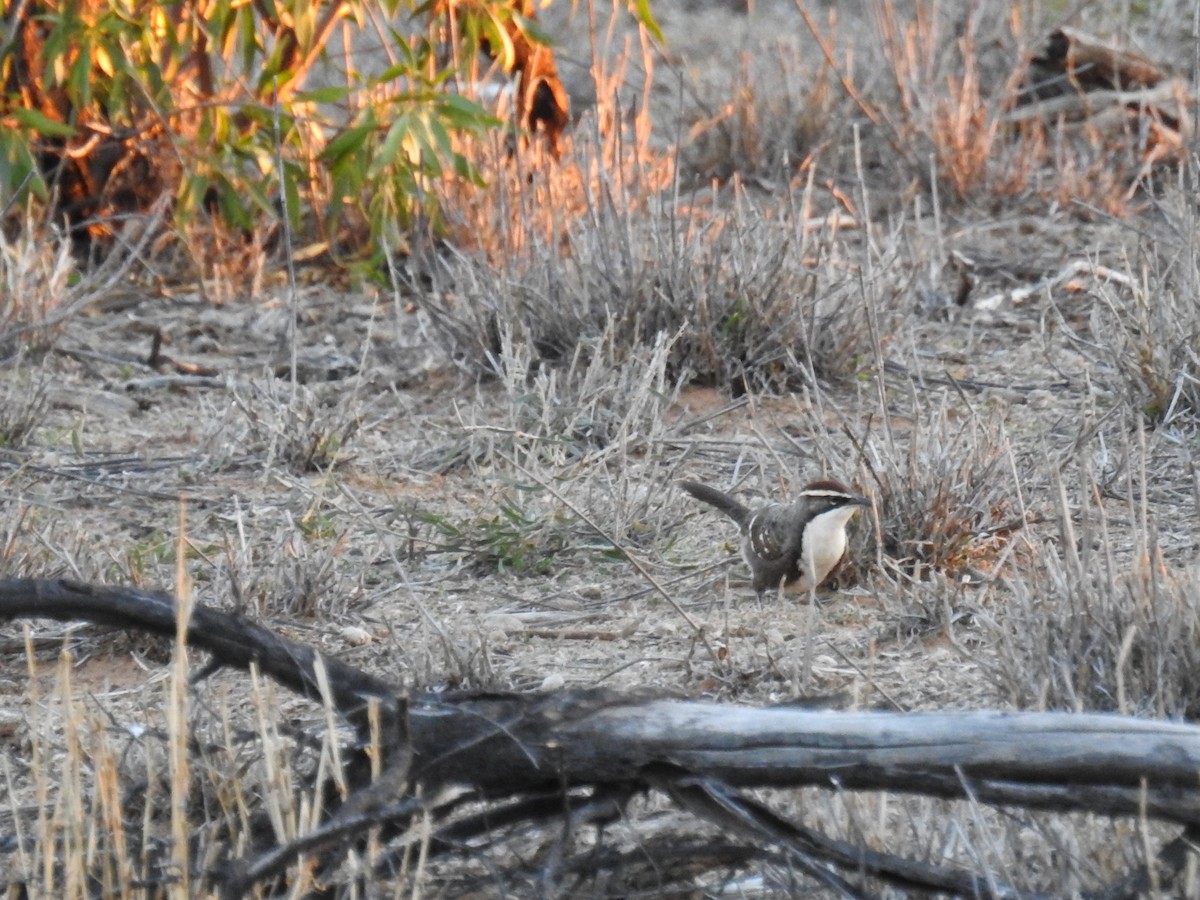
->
801, 504, 861, 584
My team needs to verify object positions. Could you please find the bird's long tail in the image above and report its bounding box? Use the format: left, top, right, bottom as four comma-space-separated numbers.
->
678, 480, 751, 527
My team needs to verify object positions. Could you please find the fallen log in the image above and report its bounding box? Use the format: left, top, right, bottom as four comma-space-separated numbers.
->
3, 577, 1199, 896
412, 692, 1200, 824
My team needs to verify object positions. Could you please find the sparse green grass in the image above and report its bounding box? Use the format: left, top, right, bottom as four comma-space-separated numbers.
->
416, 498, 573, 576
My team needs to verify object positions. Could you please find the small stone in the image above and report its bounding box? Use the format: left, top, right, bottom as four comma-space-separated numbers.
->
340, 625, 374, 646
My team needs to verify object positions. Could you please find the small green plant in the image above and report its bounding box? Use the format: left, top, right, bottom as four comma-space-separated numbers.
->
418, 498, 570, 575
121, 531, 175, 585
299, 510, 339, 541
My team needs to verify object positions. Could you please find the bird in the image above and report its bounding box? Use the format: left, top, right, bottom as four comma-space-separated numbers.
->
679, 478, 871, 596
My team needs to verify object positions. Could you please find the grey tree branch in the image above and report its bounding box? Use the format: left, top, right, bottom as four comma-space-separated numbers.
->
4, 577, 1200, 896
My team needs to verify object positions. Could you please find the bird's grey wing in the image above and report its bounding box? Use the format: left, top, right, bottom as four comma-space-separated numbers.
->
744, 504, 795, 562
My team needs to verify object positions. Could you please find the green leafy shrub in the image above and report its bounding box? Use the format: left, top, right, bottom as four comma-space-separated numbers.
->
0, 0, 552, 260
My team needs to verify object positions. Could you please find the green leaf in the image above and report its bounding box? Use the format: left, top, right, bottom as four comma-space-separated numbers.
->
208, 0, 233, 37
10, 108, 75, 138
0, 131, 47, 202
295, 85, 352, 104
425, 113, 454, 161
385, 29, 424, 71
237, 6, 260, 73
480, 10, 515, 71
281, 163, 302, 230
511, 12, 552, 47
633, 0, 665, 44
292, 0, 315, 52
369, 115, 408, 178
69, 44, 92, 108
41, 26, 68, 84
408, 118, 443, 176
176, 173, 210, 219
217, 181, 253, 230
437, 93, 500, 131
377, 60, 413, 84
410, 0, 440, 18
321, 121, 374, 165
452, 152, 480, 183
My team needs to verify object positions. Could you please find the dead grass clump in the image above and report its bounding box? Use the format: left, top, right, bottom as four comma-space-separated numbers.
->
173, 217, 273, 305
435, 21, 668, 265
1091, 281, 1200, 427
474, 318, 681, 463
422, 199, 880, 397
858, 399, 1028, 584
680, 44, 843, 186
837, 1, 1031, 201
801, 2, 1183, 213
0, 212, 160, 354
404, 329, 683, 578
1082, 187, 1200, 426
0, 222, 78, 353
227, 379, 361, 475
260, 520, 345, 619
417, 20, 888, 397
0, 361, 49, 450
5, 644, 344, 898
988, 492, 1200, 719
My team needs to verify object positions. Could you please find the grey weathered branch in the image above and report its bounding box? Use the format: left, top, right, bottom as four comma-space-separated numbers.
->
4, 577, 1200, 822
4, 577, 1200, 896
408, 691, 1200, 824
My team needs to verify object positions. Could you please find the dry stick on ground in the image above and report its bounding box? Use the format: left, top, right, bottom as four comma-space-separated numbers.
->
4, 578, 1200, 896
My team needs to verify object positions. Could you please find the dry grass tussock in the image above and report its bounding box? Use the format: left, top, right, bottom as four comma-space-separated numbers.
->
8, 640, 348, 897
987, 415, 1200, 720
0, 203, 166, 353
420, 190, 895, 398
5, 0, 1200, 896
434, 21, 668, 263
793, 1, 1193, 214
1084, 180, 1200, 426
680, 42, 844, 186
